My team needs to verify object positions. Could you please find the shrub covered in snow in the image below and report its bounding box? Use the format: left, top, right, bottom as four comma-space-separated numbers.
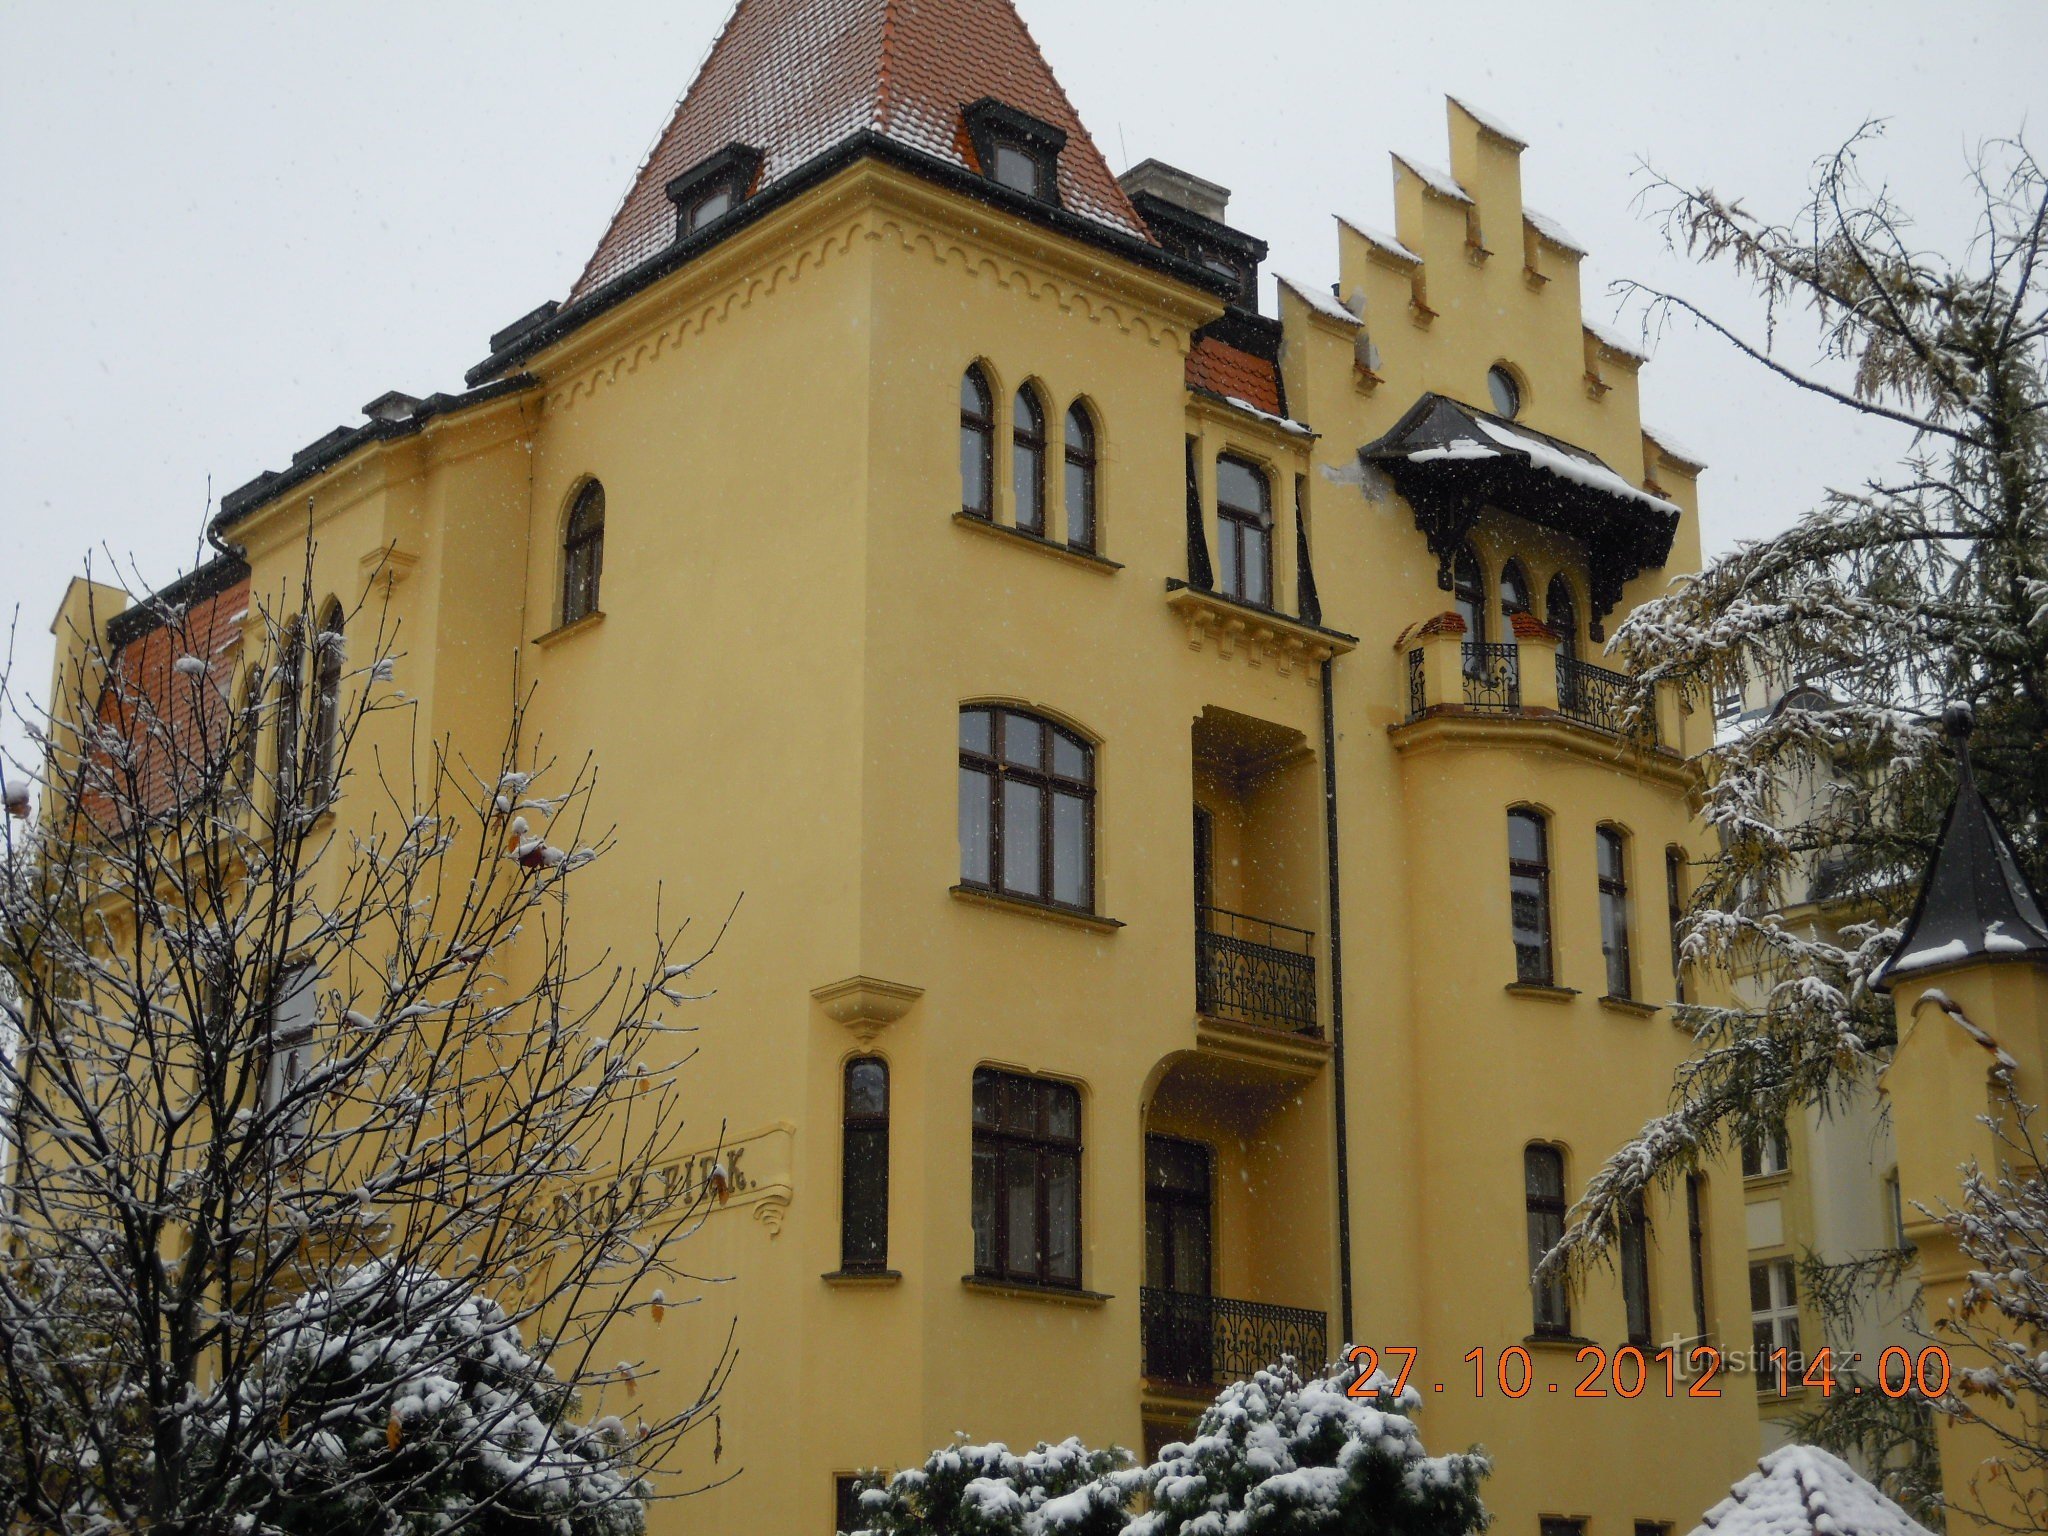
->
843, 1356, 1487, 1536
194, 1262, 646, 1536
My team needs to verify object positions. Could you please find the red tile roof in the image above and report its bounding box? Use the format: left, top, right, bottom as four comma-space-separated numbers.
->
89, 580, 249, 822
572, 0, 1151, 299
1185, 336, 1284, 418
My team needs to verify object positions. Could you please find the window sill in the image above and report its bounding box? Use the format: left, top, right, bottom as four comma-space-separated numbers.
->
822, 1268, 902, 1288
961, 1275, 1110, 1307
953, 513, 1122, 573
1505, 982, 1580, 1004
1743, 1170, 1793, 1192
533, 611, 605, 648
950, 884, 1124, 932
1523, 1332, 1598, 1352
1599, 994, 1661, 1019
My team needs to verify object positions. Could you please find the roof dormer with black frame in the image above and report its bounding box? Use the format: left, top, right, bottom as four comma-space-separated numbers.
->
666, 142, 766, 242
962, 97, 1066, 206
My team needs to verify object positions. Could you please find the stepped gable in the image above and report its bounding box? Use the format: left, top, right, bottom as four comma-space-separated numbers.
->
572, 0, 1151, 300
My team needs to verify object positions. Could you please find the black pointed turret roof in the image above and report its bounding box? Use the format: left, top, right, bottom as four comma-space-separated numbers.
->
1874, 706, 2048, 990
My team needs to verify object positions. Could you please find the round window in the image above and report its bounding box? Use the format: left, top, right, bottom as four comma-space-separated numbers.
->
1487, 365, 1522, 419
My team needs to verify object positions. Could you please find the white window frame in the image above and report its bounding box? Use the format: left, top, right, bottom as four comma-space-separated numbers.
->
262, 964, 319, 1142
1750, 1258, 1801, 1386
1741, 1123, 1790, 1179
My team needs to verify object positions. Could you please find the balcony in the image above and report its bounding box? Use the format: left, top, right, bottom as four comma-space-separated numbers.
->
1140, 1287, 1329, 1391
1403, 625, 1665, 747
1460, 641, 1520, 712
1195, 905, 1317, 1035
1556, 656, 1655, 740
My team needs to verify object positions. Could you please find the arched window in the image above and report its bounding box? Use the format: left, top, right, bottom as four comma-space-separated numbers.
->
1216, 455, 1272, 607
562, 481, 606, 626
275, 620, 304, 810
1545, 573, 1579, 663
959, 706, 1094, 911
841, 1057, 890, 1272
1508, 808, 1553, 986
1012, 385, 1047, 535
1499, 559, 1531, 620
960, 366, 994, 520
1620, 1190, 1653, 1347
309, 601, 344, 809
1452, 544, 1485, 648
1597, 825, 1633, 1000
1525, 1144, 1571, 1337
1063, 403, 1097, 552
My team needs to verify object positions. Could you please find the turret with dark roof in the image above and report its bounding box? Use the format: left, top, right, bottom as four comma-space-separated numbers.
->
1874, 704, 2048, 989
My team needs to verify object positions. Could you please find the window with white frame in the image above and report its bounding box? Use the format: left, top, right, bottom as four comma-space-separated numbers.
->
1741, 1123, 1791, 1179
262, 964, 319, 1143
1750, 1258, 1801, 1382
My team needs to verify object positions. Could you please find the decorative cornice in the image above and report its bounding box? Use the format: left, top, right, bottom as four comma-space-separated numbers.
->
810, 974, 924, 1043
1165, 584, 1355, 682
1389, 709, 1695, 787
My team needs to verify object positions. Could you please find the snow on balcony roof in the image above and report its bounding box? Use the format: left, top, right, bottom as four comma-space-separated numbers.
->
1391, 156, 1472, 205
1336, 215, 1420, 265
1276, 272, 1362, 327
1471, 417, 1678, 514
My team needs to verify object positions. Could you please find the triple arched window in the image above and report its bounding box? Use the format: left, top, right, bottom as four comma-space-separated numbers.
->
562, 480, 606, 626
958, 705, 1095, 912
957, 365, 1102, 551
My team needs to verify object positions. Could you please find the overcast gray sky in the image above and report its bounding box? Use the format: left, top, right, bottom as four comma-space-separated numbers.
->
3, 0, 2042, 763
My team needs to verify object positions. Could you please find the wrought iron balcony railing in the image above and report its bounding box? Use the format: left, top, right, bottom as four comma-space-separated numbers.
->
1557, 657, 1658, 743
1195, 905, 1318, 1035
1461, 641, 1520, 711
1140, 1287, 1330, 1389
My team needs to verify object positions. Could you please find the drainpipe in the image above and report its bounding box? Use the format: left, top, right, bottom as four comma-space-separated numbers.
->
1320, 654, 1355, 1348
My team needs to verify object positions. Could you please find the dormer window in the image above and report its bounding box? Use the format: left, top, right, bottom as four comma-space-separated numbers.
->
963, 98, 1066, 207
665, 142, 764, 242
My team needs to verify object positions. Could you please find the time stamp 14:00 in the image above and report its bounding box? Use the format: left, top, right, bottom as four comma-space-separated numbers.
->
1344, 1343, 1954, 1401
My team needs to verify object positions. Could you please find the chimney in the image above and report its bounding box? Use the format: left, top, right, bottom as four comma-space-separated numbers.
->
1119, 159, 1230, 224
362, 391, 423, 425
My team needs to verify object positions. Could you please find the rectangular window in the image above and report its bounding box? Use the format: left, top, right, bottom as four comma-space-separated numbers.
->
1215, 456, 1272, 607
1508, 810, 1553, 986
1750, 1258, 1802, 1386
1886, 1170, 1908, 1250
262, 963, 318, 1144
1525, 1145, 1571, 1337
1620, 1193, 1652, 1348
1741, 1123, 1791, 1179
835, 1474, 865, 1534
1666, 847, 1687, 1003
972, 1068, 1082, 1288
1598, 827, 1633, 999
1686, 1173, 1710, 1343
1541, 1520, 1586, 1536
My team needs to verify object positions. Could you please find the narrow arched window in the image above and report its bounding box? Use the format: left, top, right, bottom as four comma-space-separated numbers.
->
1598, 825, 1633, 1000
960, 366, 994, 520
1620, 1191, 1653, 1347
1013, 385, 1047, 535
1499, 559, 1531, 620
1545, 573, 1579, 664
1452, 545, 1485, 644
1686, 1172, 1711, 1342
959, 706, 1094, 911
237, 665, 264, 797
1063, 403, 1097, 552
1666, 846, 1688, 1003
562, 481, 606, 625
1216, 455, 1271, 606
275, 621, 304, 810
841, 1056, 889, 1272
309, 601, 344, 809
1508, 808, 1553, 986
1525, 1144, 1571, 1337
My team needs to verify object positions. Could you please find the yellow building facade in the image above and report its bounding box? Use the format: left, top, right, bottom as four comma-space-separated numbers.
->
43, 0, 1767, 1527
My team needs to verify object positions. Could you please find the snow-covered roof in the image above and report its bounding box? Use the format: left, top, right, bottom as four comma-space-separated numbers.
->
1336, 215, 1421, 265
1276, 272, 1363, 327
1585, 316, 1650, 363
1449, 96, 1528, 148
1644, 423, 1708, 471
1522, 206, 1586, 255
1470, 416, 1679, 513
1392, 156, 1473, 205
1692, 1445, 1934, 1536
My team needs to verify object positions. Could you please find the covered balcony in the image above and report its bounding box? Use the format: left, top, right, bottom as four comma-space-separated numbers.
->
1401, 610, 1674, 747
1189, 707, 1327, 1068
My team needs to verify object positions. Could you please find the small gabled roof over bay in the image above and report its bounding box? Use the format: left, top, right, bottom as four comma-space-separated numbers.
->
571, 0, 1152, 301
1875, 705, 2048, 989
1360, 392, 1680, 638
